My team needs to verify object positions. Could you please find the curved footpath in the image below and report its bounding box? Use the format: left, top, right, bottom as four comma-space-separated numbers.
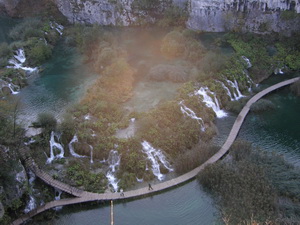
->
12, 77, 300, 225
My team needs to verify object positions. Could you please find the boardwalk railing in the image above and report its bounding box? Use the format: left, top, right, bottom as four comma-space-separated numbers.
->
11, 77, 300, 225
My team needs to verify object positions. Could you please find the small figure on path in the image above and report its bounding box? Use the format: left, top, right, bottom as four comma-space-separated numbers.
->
120, 188, 124, 197
148, 183, 153, 191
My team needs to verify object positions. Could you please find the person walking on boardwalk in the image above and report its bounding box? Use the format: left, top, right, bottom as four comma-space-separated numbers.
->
148, 183, 153, 190
120, 188, 124, 197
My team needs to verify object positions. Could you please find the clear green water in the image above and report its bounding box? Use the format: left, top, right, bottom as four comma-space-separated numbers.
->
18, 41, 97, 131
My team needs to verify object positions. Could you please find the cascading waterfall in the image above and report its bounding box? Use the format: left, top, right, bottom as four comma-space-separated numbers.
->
244, 71, 257, 92
89, 145, 94, 163
194, 87, 227, 118
47, 131, 64, 164
50, 22, 64, 36
54, 189, 63, 210
7, 49, 37, 72
68, 135, 86, 158
142, 141, 173, 181
24, 170, 37, 213
226, 79, 245, 100
274, 67, 284, 75
241, 56, 252, 68
179, 101, 205, 131
216, 80, 234, 101
8, 83, 19, 95
106, 150, 121, 192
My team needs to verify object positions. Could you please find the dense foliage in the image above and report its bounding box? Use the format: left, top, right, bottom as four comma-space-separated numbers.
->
198, 140, 300, 224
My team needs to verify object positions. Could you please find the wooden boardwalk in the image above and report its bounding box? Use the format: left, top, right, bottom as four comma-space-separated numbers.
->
11, 77, 300, 225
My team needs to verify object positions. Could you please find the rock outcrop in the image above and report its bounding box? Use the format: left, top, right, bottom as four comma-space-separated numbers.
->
1, 0, 300, 34
187, 0, 300, 34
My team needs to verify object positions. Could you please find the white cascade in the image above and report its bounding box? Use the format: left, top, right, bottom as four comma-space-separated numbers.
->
241, 56, 252, 68
68, 135, 86, 158
54, 189, 63, 210
106, 150, 121, 192
8, 83, 19, 95
89, 145, 94, 164
47, 131, 64, 164
24, 138, 36, 145
243, 71, 257, 92
136, 177, 143, 183
194, 87, 227, 118
216, 80, 234, 101
84, 114, 91, 120
7, 49, 37, 72
24, 171, 37, 213
226, 79, 245, 100
274, 67, 284, 75
24, 195, 37, 213
179, 101, 205, 131
141, 141, 173, 181
50, 22, 64, 36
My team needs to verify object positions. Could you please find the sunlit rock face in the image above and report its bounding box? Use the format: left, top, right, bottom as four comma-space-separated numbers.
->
188, 0, 300, 34
54, 0, 135, 25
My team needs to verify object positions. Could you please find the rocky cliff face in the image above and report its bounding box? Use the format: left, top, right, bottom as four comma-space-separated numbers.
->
188, 0, 300, 34
53, 0, 300, 34
1, 0, 300, 34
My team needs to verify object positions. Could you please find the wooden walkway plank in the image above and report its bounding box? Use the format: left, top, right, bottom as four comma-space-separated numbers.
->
11, 77, 299, 225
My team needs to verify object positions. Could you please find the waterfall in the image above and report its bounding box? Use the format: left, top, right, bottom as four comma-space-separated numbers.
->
106, 150, 121, 192
50, 22, 64, 36
141, 141, 173, 181
89, 145, 94, 163
24, 195, 37, 213
274, 67, 284, 75
194, 87, 227, 118
24, 138, 36, 145
68, 135, 86, 158
216, 80, 234, 101
241, 56, 252, 68
136, 177, 143, 182
47, 131, 64, 164
8, 83, 19, 95
226, 79, 245, 100
7, 49, 37, 72
54, 189, 63, 210
84, 114, 91, 120
179, 101, 205, 131
24, 171, 37, 213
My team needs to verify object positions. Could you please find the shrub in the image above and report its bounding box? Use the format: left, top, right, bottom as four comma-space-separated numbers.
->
198, 162, 276, 224
35, 112, 57, 130
9, 18, 42, 41
27, 42, 52, 65
174, 143, 218, 175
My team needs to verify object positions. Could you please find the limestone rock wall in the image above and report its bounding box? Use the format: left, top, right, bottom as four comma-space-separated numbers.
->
1, 0, 300, 34
54, 0, 135, 25
187, 0, 300, 34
